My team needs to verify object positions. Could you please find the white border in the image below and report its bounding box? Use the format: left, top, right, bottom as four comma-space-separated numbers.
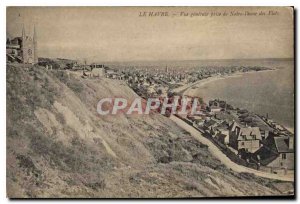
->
1, 0, 298, 203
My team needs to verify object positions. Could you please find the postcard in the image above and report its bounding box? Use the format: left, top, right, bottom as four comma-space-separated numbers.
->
6, 6, 294, 198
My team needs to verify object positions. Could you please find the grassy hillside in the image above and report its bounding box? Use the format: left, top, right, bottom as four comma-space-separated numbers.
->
6, 64, 292, 198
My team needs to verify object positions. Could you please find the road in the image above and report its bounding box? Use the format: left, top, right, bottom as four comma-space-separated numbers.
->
170, 115, 294, 182
172, 78, 208, 94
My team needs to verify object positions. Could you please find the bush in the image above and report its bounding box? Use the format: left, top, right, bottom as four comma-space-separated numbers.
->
28, 126, 87, 172
55, 112, 66, 125
85, 180, 106, 190
16, 154, 37, 172
38, 58, 61, 69
52, 71, 84, 93
67, 80, 84, 93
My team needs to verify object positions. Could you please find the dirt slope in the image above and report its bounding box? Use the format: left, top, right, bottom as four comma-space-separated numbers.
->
6, 65, 293, 198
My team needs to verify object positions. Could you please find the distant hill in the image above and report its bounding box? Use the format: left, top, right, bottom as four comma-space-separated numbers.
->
38, 57, 77, 69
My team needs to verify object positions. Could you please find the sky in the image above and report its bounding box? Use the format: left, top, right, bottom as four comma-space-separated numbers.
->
7, 7, 294, 62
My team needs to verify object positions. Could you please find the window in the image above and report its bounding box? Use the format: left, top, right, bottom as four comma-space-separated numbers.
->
28, 49, 32, 56
241, 142, 244, 146
282, 153, 286, 160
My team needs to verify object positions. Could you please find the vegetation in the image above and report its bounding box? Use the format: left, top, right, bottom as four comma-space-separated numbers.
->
52, 70, 84, 93
6, 64, 290, 198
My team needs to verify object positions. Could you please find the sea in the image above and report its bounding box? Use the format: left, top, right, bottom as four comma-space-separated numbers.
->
107, 58, 294, 130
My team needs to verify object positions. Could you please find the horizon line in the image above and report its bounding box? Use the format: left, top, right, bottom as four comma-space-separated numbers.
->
39, 57, 294, 63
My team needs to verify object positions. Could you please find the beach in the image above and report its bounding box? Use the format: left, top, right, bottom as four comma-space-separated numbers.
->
180, 68, 294, 132
181, 69, 276, 96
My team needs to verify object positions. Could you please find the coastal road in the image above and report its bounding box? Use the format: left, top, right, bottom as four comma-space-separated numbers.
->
170, 115, 294, 182
172, 78, 209, 95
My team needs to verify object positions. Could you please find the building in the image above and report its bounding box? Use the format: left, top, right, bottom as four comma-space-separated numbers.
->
90, 64, 105, 69
229, 123, 262, 153
106, 70, 118, 78
91, 68, 105, 77
90, 64, 105, 77
254, 135, 294, 170
6, 25, 38, 64
208, 99, 225, 113
202, 119, 218, 134
215, 131, 230, 145
214, 121, 230, 145
209, 106, 222, 113
260, 129, 270, 140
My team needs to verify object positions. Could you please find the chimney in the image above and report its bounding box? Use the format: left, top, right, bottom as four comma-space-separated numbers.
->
289, 136, 294, 150
235, 126, 240, 136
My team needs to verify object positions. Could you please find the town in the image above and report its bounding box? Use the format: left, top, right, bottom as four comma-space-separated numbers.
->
6, 24, 294, 177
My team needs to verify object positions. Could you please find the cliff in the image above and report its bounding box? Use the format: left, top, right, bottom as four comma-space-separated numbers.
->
6, 64, 292, 198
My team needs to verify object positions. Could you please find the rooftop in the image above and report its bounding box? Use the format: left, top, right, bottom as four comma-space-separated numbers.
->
274, 136, 294, 153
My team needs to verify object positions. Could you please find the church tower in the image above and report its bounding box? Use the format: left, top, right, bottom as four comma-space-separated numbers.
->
33, 25, 38, 64
21, 24, 37, 64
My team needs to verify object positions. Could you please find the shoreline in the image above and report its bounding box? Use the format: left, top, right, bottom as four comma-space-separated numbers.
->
180, 69, 276, 96
178, 69, 294, 133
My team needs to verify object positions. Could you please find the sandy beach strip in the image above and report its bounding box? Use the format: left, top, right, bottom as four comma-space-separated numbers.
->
182, 69, 276, 97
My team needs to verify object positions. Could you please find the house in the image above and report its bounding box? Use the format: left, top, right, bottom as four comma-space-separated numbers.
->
209, 106, 222, 113
207, 99, 224, 113
6, 37, 22, 63
90, 64, 105, 69
260, 129, 270, 140
147, 86, 156, 95
214, 112, 235, 123
155, 86, 168, 96
215, 132, 229, 145
6, 25, 38, 64
254, 135, 294, 170
190, 115, 205, 126
202, 119, 219, 135
91, 67, 105, 78
229, 123, 262, 153
209, 99, 226, 108
229, 121, 239, 132
106, 70, 119, 79
70, 62, 83, 70
214, 121, 230, 145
